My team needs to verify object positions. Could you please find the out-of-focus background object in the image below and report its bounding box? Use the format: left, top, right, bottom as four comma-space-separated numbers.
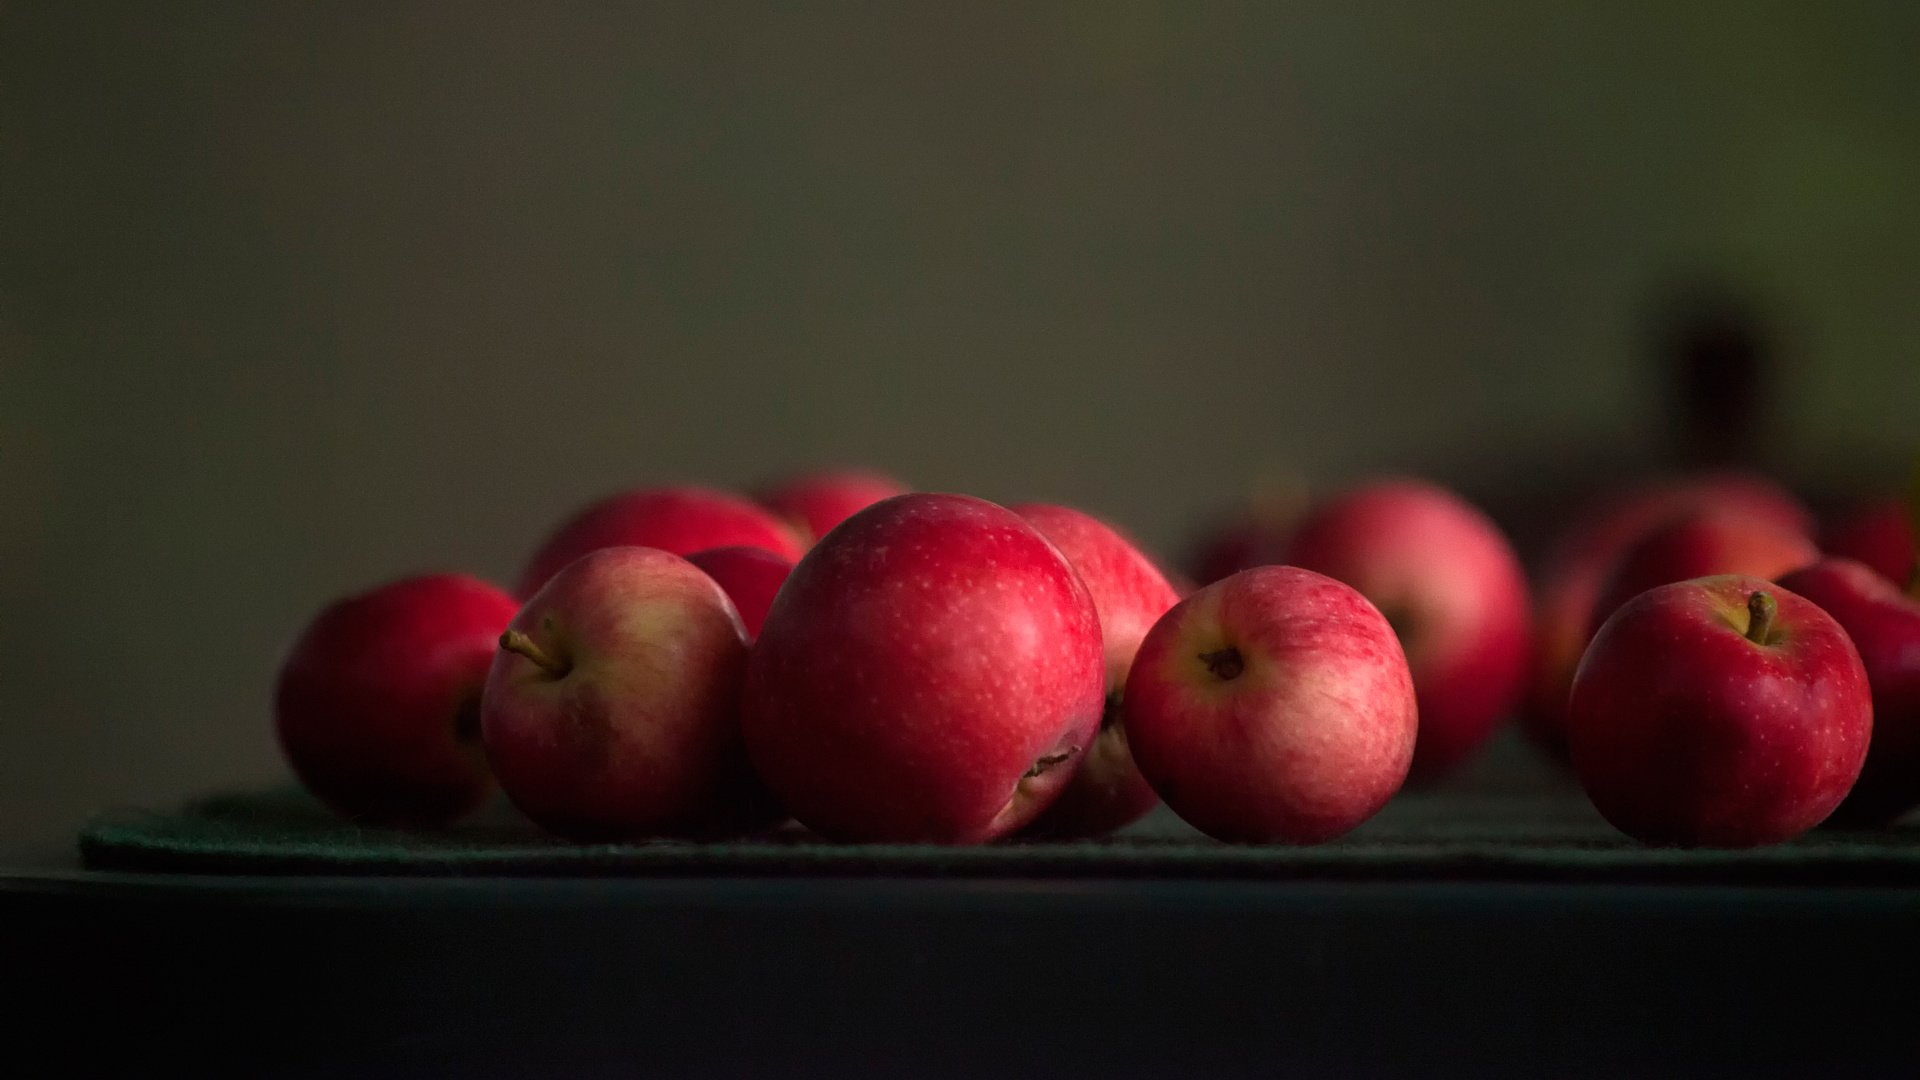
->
2, 3, 1916, 844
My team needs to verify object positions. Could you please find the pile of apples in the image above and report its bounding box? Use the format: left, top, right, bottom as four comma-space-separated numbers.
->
274, 465, 1920, 849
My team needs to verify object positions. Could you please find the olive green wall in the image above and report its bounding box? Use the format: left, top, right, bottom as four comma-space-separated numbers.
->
3, 2, 1916, 843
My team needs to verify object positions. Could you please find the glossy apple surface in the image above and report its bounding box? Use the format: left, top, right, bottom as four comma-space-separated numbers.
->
1568, 575, 1870, 847
741, 493, 1105, 843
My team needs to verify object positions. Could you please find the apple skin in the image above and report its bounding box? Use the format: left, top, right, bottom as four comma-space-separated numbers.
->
1567, 575, 1871, 847
1588, 509, 1819, 637
755, 469, 910, 545
1822, 500, 1915, 588
1124, 566, 1416, 843
1523, 474, 1813, 761
482, 546, 767, 841
517, 486, 805, 597
1282, 479, 1531, 782
1778, 558, 1920, 826
1010, 502, 1180, 837
275, 574, 519, 827
686, 546, 793, 642
741, 493, 1105, 843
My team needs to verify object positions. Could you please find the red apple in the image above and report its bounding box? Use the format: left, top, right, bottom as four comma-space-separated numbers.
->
1522, 473, 1812, 760
755, 469, 910, 545
1567, 575, 1870, 846
741, 493, 1105, 843
1822, 499, 1915, 589
1778, 558, 1920, 825
482, 546, 764, 840
1010, 502, 1180, 837
1589, 509, 1819, 637
275, 574, 519, 826
517, 486, 804, 597
687, 546, 793, 642
1124, 566, 1416, 843
1283, 479, 1530, 781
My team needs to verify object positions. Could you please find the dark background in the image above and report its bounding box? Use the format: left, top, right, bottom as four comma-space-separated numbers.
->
2, 2, 1916, 845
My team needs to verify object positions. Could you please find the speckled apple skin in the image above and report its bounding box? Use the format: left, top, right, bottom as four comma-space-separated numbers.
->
741, 493, 1106, 844
1125, 566, 1417, 844
1012, 502, 1179, 838
1568, 575, 1871, 847
517, 486, 805, 597
1780, 559, 1920, 826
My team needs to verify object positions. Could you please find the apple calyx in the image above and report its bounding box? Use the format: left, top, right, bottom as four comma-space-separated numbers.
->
452, 694, 484, 743
1023, 747, 1079, 779
1744, 591, 1778, 645
499, 629, 570, 678
1200, 647, 1245, 681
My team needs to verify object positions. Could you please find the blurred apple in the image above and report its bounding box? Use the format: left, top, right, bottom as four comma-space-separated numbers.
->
1522, 473, 1813, 761
276, 574, 519, 826
1284, 479, 1530, 781
518, 486, 804, 597
1822, 499, 1915, 589
1588, 508, 1818, 636
1012, 502, 1179, 837
1779, 558, 1920, 826
687, 546, 793, 641
755, 469, 910, 545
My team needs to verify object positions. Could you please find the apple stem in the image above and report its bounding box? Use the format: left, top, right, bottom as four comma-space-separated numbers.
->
1744, 591, 1777, 645
499, 629, 568, 677
1200, 647, 1245, 681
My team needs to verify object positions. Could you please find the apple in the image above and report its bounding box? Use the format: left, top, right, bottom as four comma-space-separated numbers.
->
741, 493, 1105, 843
1588, 509, 1818, 637
686, 546, 793, 642
517, 486, 805, 597
1567, 575, 1871, 846
1124, 566, 1416, 843
1778, 558, 1920, 825
1522, 473, 1812, 760
1822, 499, 1915, 589
1010, 502, 1180, 837
482, 546, 766, 840
755, 469, 910, 545
275, 574, 519, 826
1282, 479, 1531, 781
